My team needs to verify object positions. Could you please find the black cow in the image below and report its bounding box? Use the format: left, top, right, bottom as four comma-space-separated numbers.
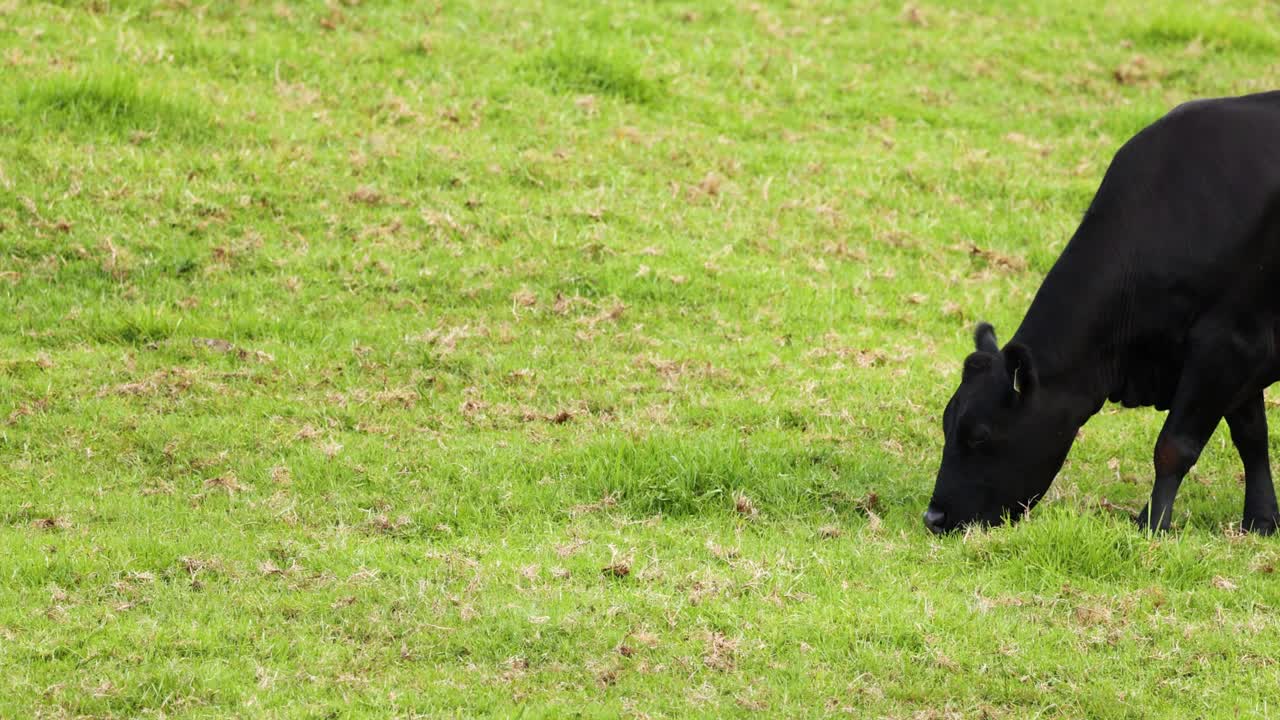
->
925, 91, 1280, 535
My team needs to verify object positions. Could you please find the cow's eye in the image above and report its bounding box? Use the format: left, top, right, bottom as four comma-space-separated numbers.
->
966, 425, 991, 450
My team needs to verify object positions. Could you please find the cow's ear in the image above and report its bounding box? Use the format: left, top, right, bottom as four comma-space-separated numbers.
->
1003, 342, 1038, 400
962, 352, 993, 382
974, 322, 999, 353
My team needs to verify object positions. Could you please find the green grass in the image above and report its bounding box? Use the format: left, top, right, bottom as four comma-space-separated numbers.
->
4, 0, 1280, 717
530, 43, 667, 105
6, 70, 215, 141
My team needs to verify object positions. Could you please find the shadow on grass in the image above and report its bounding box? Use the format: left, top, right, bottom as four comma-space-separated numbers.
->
1132, 10, 1279, 55
6, 71, 215, 142
525, 43, 666, 105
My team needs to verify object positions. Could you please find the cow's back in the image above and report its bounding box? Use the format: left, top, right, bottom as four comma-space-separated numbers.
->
1012, 92, 1280, 393
1095, 92, 1280, 265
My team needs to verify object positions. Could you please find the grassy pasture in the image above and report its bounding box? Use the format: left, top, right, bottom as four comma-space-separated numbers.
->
4, 1, 1280, 717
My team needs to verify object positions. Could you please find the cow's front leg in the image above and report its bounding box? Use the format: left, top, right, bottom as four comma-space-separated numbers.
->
1136, 418, 1221, 532
1135, 332, 1253, 532
1226, 393, 1280, 534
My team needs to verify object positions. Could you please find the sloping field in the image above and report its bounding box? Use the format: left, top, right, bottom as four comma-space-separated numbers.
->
3, 1, 1280, 717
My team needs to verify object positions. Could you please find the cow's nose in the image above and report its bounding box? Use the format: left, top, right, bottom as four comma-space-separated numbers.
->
923, 507, 946, 535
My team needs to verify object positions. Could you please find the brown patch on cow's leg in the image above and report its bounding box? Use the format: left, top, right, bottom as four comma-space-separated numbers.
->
1142, 325, 1259, 532
1141, 434, 1198, 532
1153, 435, 1186, 478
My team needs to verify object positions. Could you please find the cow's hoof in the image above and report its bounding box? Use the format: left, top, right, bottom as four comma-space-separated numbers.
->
1242, 514, 1279, 536
1133, 506, 1171, 533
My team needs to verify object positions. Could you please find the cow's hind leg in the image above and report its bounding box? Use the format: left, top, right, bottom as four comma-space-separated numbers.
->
1226, 392, 1280, 534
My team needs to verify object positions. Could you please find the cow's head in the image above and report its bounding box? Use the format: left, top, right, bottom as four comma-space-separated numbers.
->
923, 322, 1076, 534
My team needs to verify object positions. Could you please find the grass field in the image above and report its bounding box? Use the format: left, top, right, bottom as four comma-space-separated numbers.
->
5, 1, 1280, 717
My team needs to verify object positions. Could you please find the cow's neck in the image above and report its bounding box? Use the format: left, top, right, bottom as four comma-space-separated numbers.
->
1008, 216, 1122, 426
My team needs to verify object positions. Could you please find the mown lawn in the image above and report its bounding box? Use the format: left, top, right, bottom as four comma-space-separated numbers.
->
4, 1, 1280, 717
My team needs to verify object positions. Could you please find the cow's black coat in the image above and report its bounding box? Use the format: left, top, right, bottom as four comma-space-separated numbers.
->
926, 92, 1280, 534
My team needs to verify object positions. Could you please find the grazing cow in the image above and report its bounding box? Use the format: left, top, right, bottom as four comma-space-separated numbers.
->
924, 91, 1280, 535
